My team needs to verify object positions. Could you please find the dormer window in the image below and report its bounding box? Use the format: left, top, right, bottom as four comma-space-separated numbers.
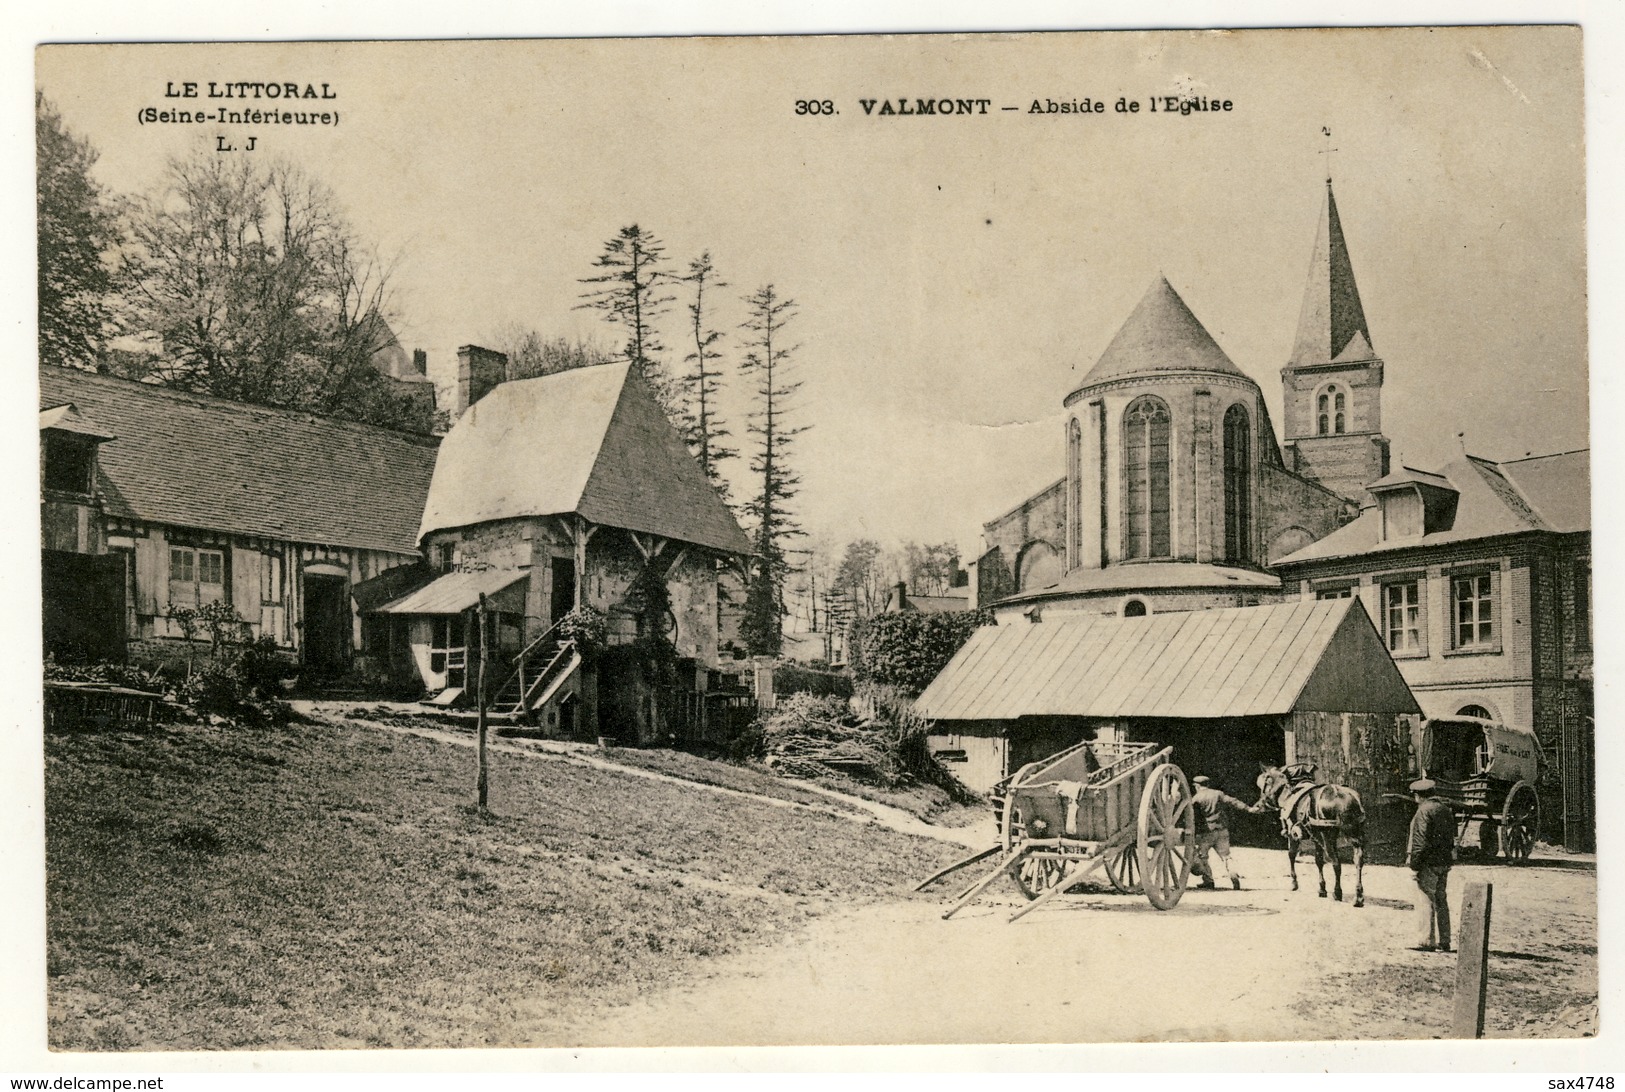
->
42, 432, 97, 495
1373, 471, 1459, 542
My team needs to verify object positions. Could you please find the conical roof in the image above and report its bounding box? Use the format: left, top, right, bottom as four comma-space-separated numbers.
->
1073, 276, 1249, 392
1289, 181, 1374, 367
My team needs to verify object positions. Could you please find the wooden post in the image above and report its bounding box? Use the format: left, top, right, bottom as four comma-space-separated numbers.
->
476, 593, 489, 811
1451, 881, 1494, 1038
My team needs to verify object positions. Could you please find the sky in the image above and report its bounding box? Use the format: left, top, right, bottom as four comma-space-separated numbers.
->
33, 29, 1588, 563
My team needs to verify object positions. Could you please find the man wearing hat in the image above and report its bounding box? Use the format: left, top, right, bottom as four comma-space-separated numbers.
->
1190, 775, 1265, 890
1407, 778, 1456, 952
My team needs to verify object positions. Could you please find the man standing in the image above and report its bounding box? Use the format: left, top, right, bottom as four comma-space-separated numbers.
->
1407, 777, 1456, 952
1190, 774, 1264, 890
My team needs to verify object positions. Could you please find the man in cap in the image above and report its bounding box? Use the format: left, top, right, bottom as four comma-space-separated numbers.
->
1190, 775, 1265, 890
1407, 778, 1456, 952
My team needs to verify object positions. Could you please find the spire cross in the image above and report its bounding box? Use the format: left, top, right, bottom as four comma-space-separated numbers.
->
1318, 126, 1339, 182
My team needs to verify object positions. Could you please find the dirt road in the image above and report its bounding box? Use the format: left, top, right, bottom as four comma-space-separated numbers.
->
556, 843, 1597, 1046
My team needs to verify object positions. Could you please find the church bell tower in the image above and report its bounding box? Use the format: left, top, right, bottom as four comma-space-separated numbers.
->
1280, 180, 1391, 504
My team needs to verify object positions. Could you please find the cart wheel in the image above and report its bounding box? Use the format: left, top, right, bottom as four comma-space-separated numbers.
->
1002, 794, 1067, 900
1103, 843, 1143, 895
1012, 849, 1067, 901
1138, 764, 1195, 910
1499, 781, 1539, 863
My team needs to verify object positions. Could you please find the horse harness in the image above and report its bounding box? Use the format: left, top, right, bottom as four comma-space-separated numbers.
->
1275, 781, 1341, 842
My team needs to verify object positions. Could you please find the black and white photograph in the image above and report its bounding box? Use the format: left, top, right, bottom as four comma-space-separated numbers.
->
10, 17, 1612, 1072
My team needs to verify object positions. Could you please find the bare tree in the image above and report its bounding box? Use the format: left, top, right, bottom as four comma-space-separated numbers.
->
117, 152, 428, 431
903, 541, 960, 596
490, 324, 614, 380
836, 539, 895, 619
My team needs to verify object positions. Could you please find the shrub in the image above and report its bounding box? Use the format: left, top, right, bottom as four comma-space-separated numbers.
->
849, 609, 994, 696
773, 661, 853, 700
555, 605, 609, 660
177, 651, 291, 727
44, 659, 167, 693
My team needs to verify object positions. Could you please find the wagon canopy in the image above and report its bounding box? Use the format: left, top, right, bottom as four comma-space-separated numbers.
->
1421, 717, 1540, 785
914, 598, 1420, 721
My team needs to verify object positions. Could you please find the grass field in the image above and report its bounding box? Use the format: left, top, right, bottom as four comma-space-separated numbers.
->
45, 715, 961, 1050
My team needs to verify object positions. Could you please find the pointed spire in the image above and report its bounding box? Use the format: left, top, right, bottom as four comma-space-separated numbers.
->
1288, 181, 1373, 367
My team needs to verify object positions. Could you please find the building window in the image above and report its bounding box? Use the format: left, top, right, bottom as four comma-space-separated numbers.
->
1452, 571, 1496, 649
1382, 579, 1422, 653
1316, 585, 1353, 600
1066, 417, 1082, 569
1123, 396, 1171, 559
42, 433, 96, 494
1315, 383, 1347, 436
1223, 404, 1252, 562
436, 542, 456, 572
1122, 598, 1148, 618
170, 545, 225, 607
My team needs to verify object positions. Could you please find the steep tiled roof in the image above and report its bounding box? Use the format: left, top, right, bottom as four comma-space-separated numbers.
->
915, 599, 1419, 721
418, 363, 749, 556
40, 402, 115, 440
39, 366, 439, 555
1289, 180, 1375, 367
1499, 450, 1589, 533
1274, 451, 1590, 566
1071, 276, 1251, 393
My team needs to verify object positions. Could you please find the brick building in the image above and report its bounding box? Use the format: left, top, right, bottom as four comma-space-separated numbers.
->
1272, 451, 1592, 848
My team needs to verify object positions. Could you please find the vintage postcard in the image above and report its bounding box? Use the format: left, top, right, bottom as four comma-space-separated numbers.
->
15, 24, 1603, 1070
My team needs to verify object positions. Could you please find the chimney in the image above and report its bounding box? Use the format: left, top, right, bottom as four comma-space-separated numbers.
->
893, 581, 908, 612
411, 348, 428, 377
454, 345, 509, 417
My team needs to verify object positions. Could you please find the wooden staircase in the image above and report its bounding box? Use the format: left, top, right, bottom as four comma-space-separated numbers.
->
486, 619, 580, 721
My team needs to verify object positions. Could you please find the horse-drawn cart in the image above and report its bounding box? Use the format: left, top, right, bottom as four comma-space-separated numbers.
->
1417, 716, 1541, 862
919, 739, 1196, 922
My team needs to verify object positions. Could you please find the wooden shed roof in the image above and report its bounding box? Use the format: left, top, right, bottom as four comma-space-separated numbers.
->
914, 598, 1419, 722
417, 363, 749, 556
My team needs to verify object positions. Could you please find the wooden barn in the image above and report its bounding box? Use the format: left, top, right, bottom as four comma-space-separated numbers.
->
915, 598, 1423, 859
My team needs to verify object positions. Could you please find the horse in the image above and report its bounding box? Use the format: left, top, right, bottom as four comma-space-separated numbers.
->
1255, 764, 1366, 908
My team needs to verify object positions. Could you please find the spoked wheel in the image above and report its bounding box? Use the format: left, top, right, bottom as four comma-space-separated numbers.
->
1103, 842, 1144, 895
1499, 781, 1539, 863
1013, 847, 1068, 900
1137, 764, 1195, 910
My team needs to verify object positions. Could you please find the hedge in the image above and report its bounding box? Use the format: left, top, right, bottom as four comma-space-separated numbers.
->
849, 609, 994, 696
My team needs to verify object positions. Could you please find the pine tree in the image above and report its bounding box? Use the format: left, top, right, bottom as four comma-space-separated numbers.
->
576, 224, 679, 416
738, 284, 804, 657
679, 251, 735, 500
36, 91, 119, 369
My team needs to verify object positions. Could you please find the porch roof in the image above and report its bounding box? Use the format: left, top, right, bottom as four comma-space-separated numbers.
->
376, 569, 527, 615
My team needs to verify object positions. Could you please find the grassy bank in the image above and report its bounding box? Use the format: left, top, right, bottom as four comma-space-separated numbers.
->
45, 716, 959, 1050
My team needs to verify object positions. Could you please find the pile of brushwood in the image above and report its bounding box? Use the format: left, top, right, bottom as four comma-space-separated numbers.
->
759, 689, 980, 804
